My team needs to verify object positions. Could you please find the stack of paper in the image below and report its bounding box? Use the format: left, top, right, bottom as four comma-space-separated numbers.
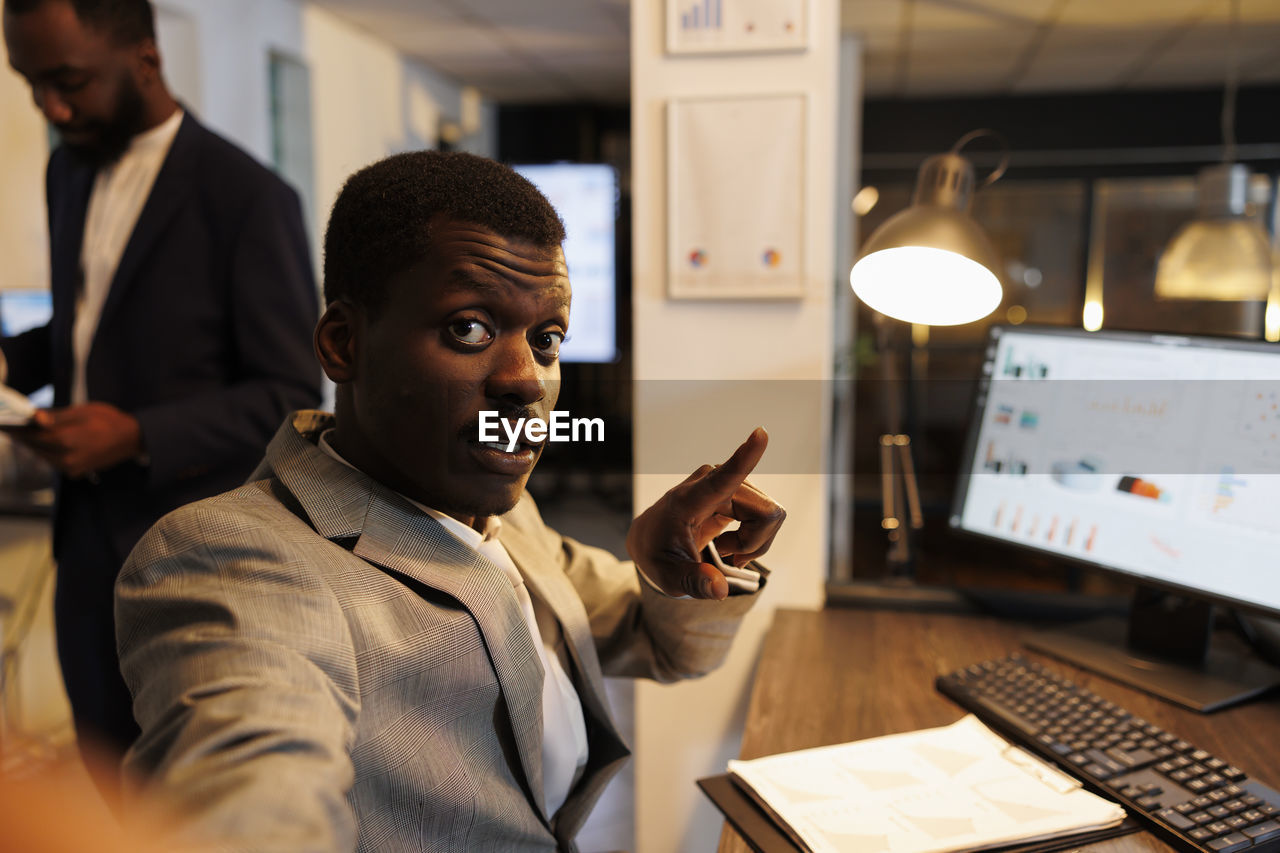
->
728, 715, 1125, 853
0, 384, 35, 427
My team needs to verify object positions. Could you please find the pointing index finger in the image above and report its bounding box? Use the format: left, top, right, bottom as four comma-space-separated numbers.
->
691, 427, 768, 505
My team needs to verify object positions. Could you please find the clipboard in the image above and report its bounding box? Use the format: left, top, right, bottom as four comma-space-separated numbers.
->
698, 772, 1143, 853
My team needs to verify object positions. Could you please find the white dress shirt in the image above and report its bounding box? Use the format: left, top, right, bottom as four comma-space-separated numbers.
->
73, 108, 184, 405
317, 431, 589, 817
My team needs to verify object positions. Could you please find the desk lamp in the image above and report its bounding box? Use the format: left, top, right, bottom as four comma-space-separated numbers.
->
849, 129, 1006, 326
851, 130, 1006, 573
1154, 0, 1272, 302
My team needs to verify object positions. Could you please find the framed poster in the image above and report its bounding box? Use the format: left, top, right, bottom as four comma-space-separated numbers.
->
666, 0, 809, 55
667, 93, 806, 300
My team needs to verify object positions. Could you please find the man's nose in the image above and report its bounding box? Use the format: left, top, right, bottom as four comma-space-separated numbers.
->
34, 86, 73, 125
486, 337, 547, 407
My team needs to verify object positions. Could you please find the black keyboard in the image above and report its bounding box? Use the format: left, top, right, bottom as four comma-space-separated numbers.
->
937, 655, 1280, 853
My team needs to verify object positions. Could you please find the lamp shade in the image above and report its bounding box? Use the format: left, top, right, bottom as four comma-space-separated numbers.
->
850, 150, 1003, 326
1154, 163, 1273, 301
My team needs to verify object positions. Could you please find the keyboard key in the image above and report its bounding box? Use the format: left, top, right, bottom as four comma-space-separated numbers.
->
1109, 746, 1160, 769
1159, 808, 1198, 831
1208, 832, 1252, 853
1244, 820, 1280, 843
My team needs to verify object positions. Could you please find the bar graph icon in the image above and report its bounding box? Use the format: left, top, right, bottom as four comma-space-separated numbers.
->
666, 0, 807, 54
680, 0, 723, 31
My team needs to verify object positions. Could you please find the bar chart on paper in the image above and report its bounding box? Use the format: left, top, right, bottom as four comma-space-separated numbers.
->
666, 0, 807, 54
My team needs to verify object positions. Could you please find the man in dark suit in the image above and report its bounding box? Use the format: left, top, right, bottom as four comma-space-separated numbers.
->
1, 0, 321, 758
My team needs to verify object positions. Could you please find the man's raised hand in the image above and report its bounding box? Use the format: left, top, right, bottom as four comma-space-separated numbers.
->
626, 427, 785, 600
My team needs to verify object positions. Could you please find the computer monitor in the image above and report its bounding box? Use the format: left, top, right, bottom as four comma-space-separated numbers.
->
0, 288, 53, 337
950, 324, 1280, 711
512, 163, 618, 364
0, 289, 54, 408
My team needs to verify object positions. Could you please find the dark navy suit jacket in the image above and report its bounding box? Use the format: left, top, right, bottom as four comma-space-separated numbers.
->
2, 110, 321, 567
0, 110, 321, 748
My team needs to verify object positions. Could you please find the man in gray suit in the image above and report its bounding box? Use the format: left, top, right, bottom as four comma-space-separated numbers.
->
116, 151, 785, 851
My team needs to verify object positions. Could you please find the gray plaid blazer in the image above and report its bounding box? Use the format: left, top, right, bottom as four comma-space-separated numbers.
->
115, 411, 758, 852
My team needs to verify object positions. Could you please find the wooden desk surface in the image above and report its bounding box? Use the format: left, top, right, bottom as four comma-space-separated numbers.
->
717, 607, 1280, 853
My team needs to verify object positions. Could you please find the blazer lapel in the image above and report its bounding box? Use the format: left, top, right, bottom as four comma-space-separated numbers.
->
352, 499, 551, 821
94, 111, 201, 338
498, 515, 632, 843
262, 414, 551, 824
500, 520, 611, 724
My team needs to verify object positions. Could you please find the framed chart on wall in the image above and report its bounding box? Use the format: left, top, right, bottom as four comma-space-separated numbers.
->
666, 93, 807, 300
665, 0, 809, 55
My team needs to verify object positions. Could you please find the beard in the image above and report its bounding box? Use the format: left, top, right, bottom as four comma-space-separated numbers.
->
58, 72, 148, 169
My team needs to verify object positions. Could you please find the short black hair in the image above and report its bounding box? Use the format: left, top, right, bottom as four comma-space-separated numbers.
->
3, 0, 156, 45
323, 150, 566, 313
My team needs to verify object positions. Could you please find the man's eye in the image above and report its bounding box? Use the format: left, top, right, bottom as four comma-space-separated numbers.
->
534, 331, 565, 357
448, 319, 492, 345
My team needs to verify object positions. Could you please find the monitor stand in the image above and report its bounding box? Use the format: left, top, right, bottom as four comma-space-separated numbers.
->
1024, 587, 1280, 713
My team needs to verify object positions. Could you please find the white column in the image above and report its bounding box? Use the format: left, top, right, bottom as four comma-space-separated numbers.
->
630, 2, 848, 850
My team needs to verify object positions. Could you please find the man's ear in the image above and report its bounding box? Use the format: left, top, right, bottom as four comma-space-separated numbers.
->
134, 37, 162, 84
315, 300, 359, 383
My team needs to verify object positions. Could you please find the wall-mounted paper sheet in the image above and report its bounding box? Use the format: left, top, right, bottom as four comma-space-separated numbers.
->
667, 94, 806, 300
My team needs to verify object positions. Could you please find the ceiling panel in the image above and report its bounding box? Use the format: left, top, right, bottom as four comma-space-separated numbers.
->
1051, 0, 1214, 27
308, 0, 1280, 104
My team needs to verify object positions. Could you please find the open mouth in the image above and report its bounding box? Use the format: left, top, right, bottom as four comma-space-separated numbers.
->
467, 437, 543, 475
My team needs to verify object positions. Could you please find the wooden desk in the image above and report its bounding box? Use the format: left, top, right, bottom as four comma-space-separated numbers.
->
717, 607, 1280, 853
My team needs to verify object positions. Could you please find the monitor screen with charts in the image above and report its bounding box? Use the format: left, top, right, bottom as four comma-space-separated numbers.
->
951, 325, 1280, 709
